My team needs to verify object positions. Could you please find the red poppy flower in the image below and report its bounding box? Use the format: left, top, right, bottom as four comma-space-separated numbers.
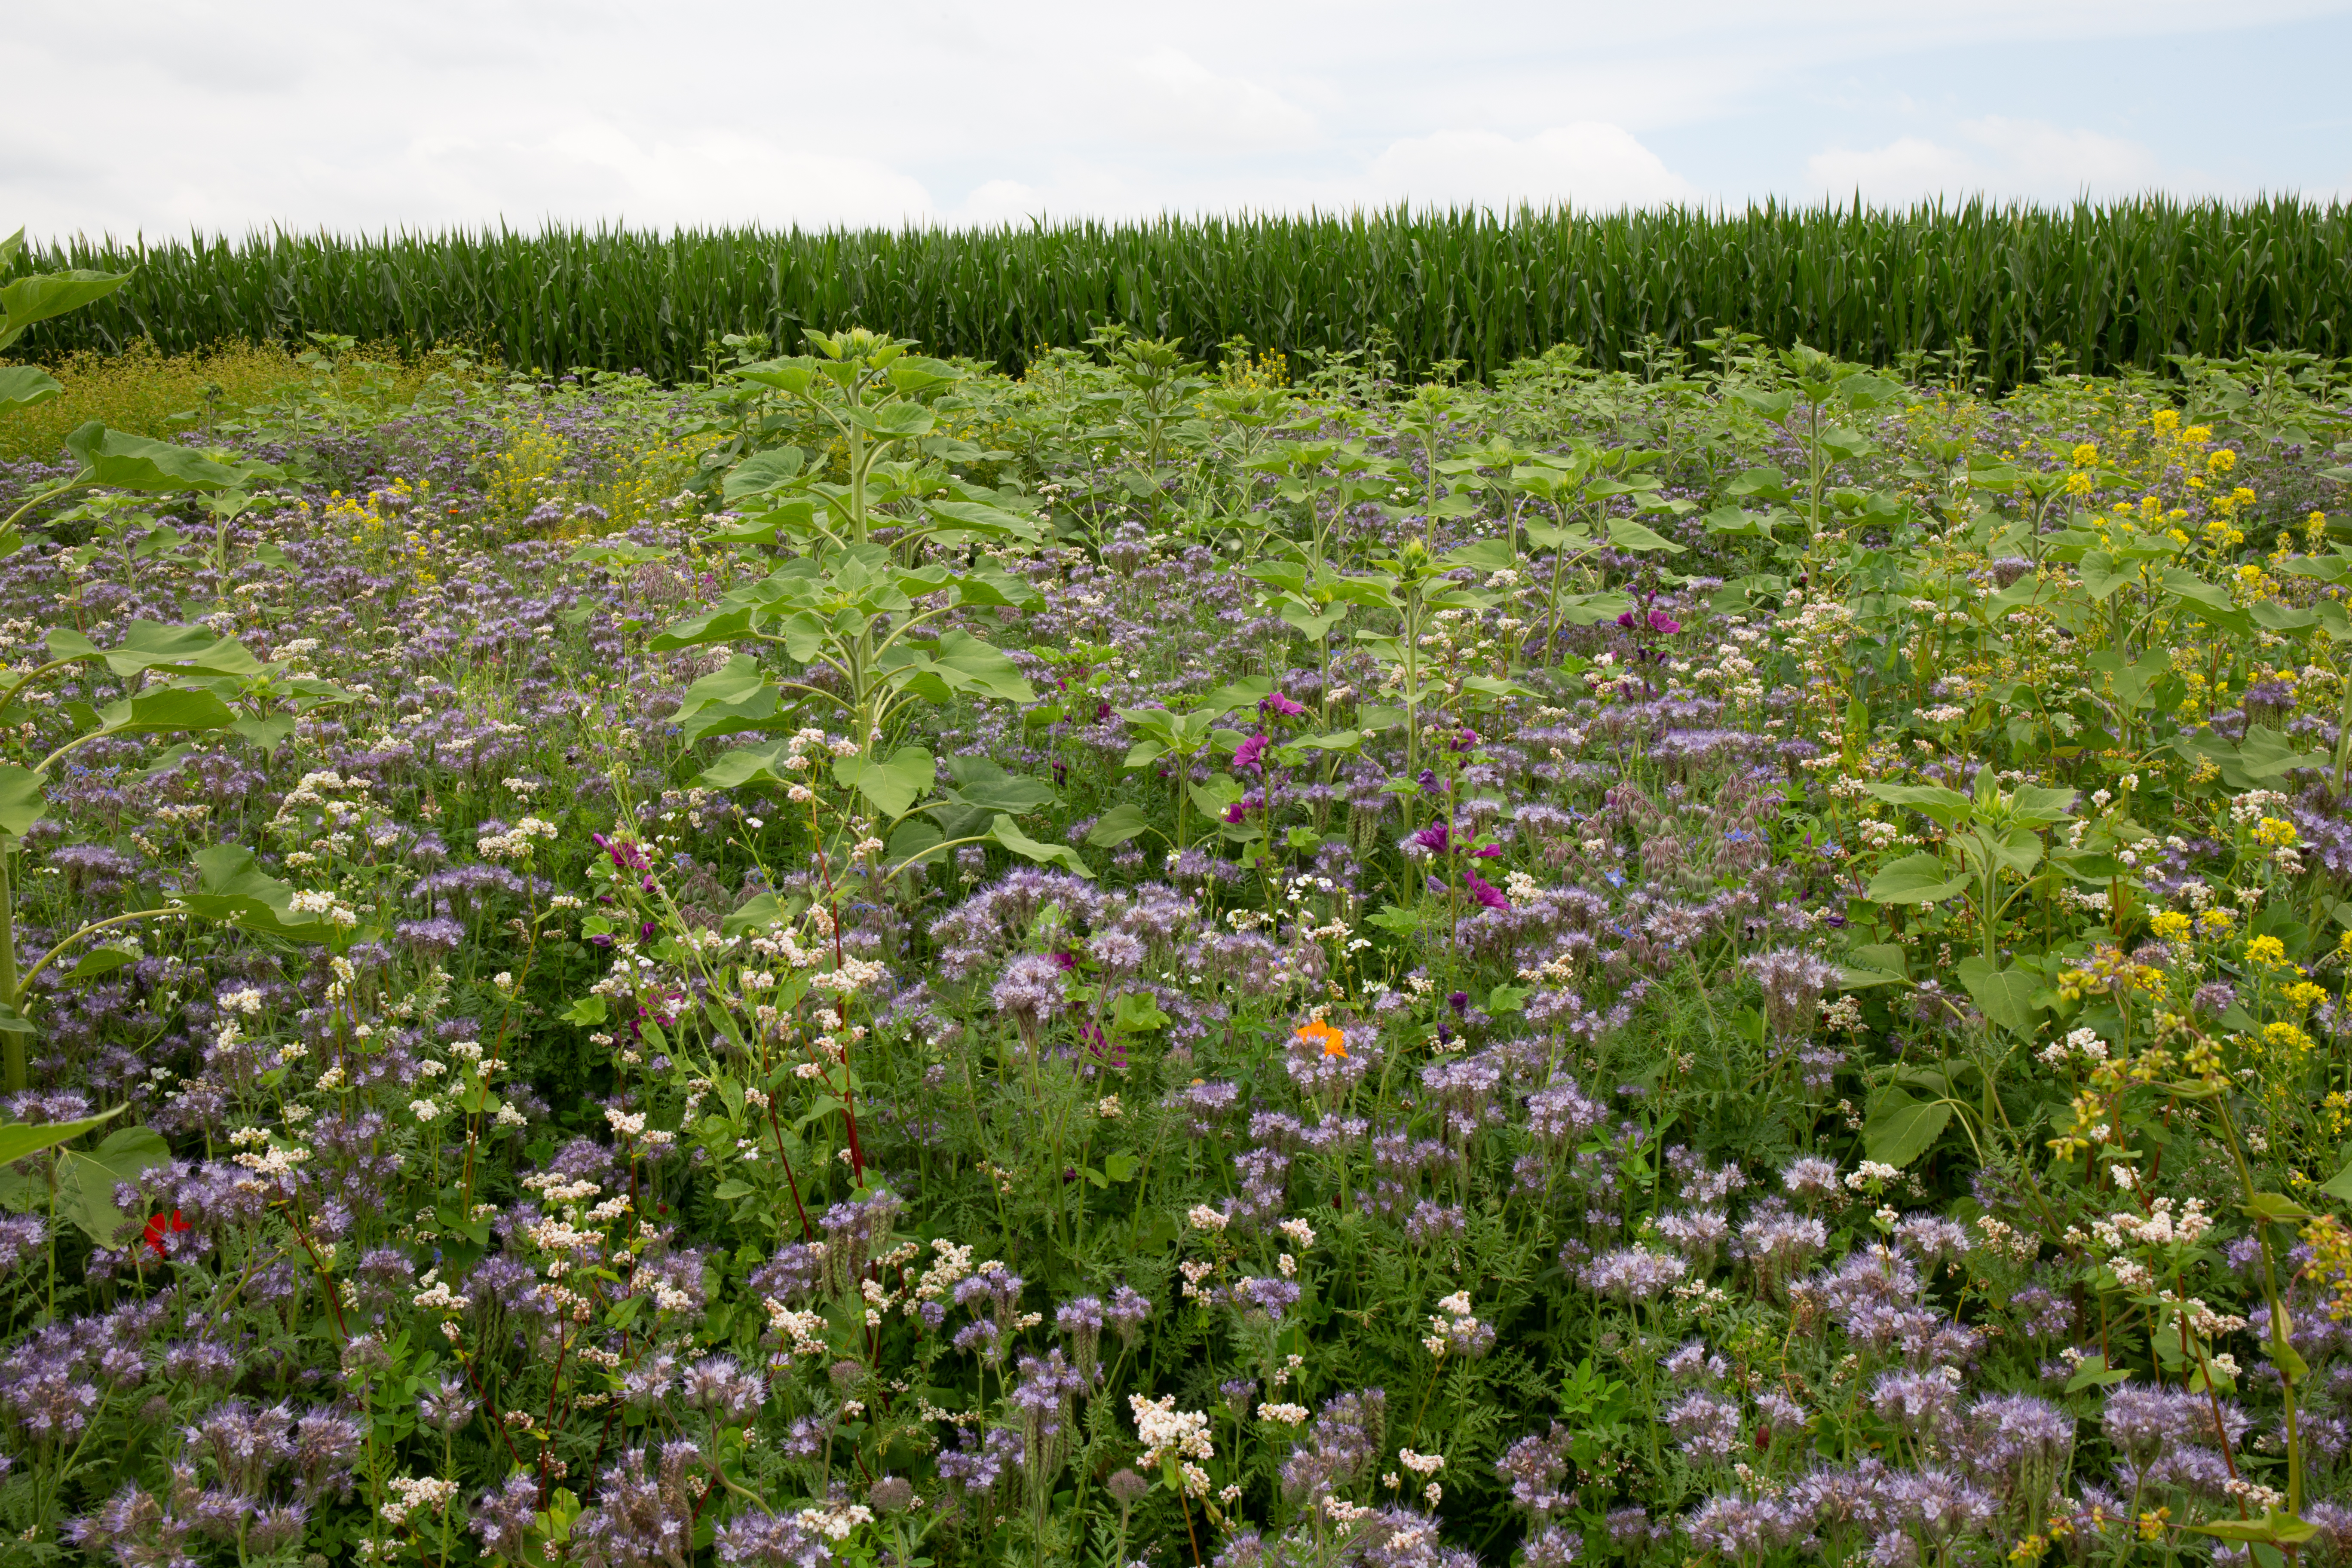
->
142, 1210, 189, 1259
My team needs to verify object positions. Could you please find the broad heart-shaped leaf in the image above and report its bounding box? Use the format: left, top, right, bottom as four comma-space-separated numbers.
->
0, 365, 63, 412
55, 1125, 172, 1246
2234, 723, 2328, 782
897, 562, 1045, 612
1084, 803, 1153, 848
720, 447, 806, 502
2074, 550, 2140, 601
1605, 517, 1686, 554
2062, 1352, 2134, 1393
885, 355, 963, 395
1557, 591, 1633, 626
647, 601, 762, 652
0, 269, 132, 345
1720, 465, 1795, 503
2251, 600, 2319, 634
175, 844, 331, 943
833, 745, 934, 819
48, 621, 262, 678
898, 629, 1035, 704
2159, 567, 2253, 634
2189, 1510, 2321, 1547
844, 402, 935, 439
0, 763, 46, 838
0, 1104, 126, 1166
1963, 825, 2043, 880
63, 423, 273, 494
1863, 1088, 1951, 1168
1863, 781, 1973, 829
1865, 852, 1970, 906
699, 741, 792, 790
1954, 955, 2041, 1037
67, 946, 137, 981
671, 655, 782, 742
2318, 1158, 2352, 1204
1436, 536, 1519, 573
720, 892, 804, 937
228, 713, 296, 756
942, 754, 1055, 813
989, 814, 1091, 879
923, 499, 1046, 544
1277, 600, 1348, 640
883, 817, 946, 869
2007, 784, 2078, 827
95, 686, 238, 737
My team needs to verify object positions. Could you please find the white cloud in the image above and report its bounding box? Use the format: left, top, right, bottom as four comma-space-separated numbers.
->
1960, 116, 2160, 188
0, 0, 2342, 234
1113, 49, 1322, 152
1367, 125, 1696, 210
411, 127, 936, 231
1806, 118, 2169, 203
1806, 136, 1985, 202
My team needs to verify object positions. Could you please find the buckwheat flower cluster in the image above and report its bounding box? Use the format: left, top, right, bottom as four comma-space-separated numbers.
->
1421, 1292, 1494, 1359
1131, 1393, 1214, 1496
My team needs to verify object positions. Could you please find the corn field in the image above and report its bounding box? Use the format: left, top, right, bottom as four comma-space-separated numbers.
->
11, 196, 2352, 386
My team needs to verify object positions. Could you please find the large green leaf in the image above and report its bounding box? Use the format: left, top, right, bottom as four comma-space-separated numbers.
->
0, 763, 46, 839
0, 269, 133, 349
990, 815, 1091, 879
0, 1104, 126, 1166
1865, 853, 1969, 906
671, 655, 782, 741
55, 1125, 172, 1246
2159, 567, 2251, 633
67, 946, 137, 982
48, 621, 262, 678
2318, 1158, 2352, 1204
721, 447, 805, 502
95, 687, 238, 737
1863, 1090, 1952, 1168
942, 755, 1054, 813
229, 713, 296, 756
1954, 956, 2042, 1037
883, 818, 947, 869
912, 629, 1035, 704
2188, 1510, 2321, 1547
834, 745, 934, 818
0, 365, 62, 412
924, 499, 1045, 543
1605, 517, 1686, 554
699, 741, 792, 790
1862, 781, 1973, 828
64, 423, 273, 494
720, 892, 795, 937
1084, 803, 1153, 848
647, 602, 763, 652
175, 845, 330, 942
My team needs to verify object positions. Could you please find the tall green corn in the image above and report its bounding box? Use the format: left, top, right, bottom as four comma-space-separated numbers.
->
7, 198, 2348, 388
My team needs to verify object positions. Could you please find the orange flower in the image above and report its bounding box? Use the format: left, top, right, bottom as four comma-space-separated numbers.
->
1295, 1020, 1347, 1058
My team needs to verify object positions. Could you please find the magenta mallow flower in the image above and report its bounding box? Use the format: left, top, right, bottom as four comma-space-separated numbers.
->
1617, 608, 1681, 635
591, 833, 650, 872
1464, 870, 1510, 910
1411, 823, 1453, 854
1233, 732, 1270, 772
1260, 691, 1306, 719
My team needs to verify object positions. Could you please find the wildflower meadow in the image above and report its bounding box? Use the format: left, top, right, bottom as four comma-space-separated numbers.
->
3, 228, 2352, 1568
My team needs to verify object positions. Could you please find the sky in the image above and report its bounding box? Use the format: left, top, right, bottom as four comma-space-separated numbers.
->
8, 0, 2352, 239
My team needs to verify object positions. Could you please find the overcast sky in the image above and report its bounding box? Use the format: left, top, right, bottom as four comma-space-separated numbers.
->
9, 0, 2351, 239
